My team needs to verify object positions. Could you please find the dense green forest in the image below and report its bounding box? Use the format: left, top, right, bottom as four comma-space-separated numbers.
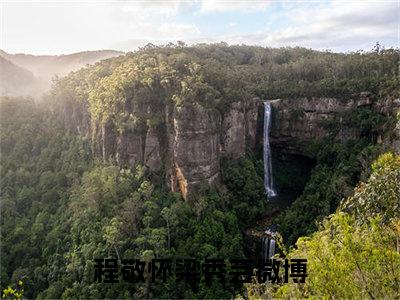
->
247, 152, 400, 298
1, 44, 399, 299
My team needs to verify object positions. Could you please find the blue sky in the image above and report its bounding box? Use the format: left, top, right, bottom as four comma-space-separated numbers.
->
1, 0, 398, 55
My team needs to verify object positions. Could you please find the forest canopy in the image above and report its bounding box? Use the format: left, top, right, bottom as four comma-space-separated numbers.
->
1, 43, 399, 299
49, 43, 399, 130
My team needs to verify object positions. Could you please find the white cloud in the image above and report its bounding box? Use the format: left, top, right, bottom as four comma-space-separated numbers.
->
200, 0, 269, 12
256, 0, 398, 50
114, 0, 398, 52
158, 23, 201, 38
2, 0, 398, 54
120, 0, 197, 17
106, 2, 201, 48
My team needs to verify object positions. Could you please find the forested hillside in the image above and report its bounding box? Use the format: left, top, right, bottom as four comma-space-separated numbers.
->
247, 153, 400, 298
1, 44, 399, 299
50, 43, 399, 115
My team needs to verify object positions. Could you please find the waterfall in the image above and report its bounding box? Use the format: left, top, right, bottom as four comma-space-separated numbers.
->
262, 235, 276, 260
263, 101, 277, 197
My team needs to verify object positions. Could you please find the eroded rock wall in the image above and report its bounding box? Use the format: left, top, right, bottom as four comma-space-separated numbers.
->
268, 94, 399, 157
171, 103, 221, 199
372, 97, 400, 154
221, 98, 260, 158
63, 93, 399, 199
269, 97, 358, 157
64, 98, 260, 200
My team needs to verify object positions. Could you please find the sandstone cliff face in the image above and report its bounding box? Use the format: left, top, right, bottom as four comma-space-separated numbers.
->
222, 102, 246, 158
64, 93, 399, 199
171, 103, 220, 199
65, 98, 260, 200
269, 94, 400, 157
269, 97, 359, 157
169, 98, 261, 199
221, 99, 260, 158
372, 97, 400, 154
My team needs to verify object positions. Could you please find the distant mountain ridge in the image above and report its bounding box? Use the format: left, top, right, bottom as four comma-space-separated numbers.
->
0, 56, 43, 97
0, 49, 124, 97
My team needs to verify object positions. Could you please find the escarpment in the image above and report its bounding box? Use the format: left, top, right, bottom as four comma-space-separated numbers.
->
61, 93, 399, 200
61, 96, 261, 200
270, 96, 364, 157
170, 103, 220, 199
270, 94, 400, 158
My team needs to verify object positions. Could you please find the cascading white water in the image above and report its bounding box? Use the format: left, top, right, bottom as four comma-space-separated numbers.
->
263, 101, 277, 197
262, 236, 276, 261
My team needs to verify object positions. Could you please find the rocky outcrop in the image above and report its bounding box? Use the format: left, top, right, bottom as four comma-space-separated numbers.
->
221, 98, 260, 158
144, 128, 162, 171
222, 102, 246, 158
269, 97, 359, 157
171, 103, 221, 200
116, 129, 145, 167
169, 98, 261, 199
372, 97, 400, 154
63, 92, 399, 200
268, 94, 400, 157
62, 98, 261, 200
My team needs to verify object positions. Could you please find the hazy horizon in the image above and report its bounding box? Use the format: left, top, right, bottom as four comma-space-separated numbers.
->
1, 41, 398, 57
0, 48, 123, 56
1, 0, 398, 56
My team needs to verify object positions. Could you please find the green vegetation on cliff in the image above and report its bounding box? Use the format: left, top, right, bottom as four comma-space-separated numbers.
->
277, 106, 393, 245
50, 43, 399, 132
1, 44, 399, 299
247, 153, 400, 299
0, 96, 267, 298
